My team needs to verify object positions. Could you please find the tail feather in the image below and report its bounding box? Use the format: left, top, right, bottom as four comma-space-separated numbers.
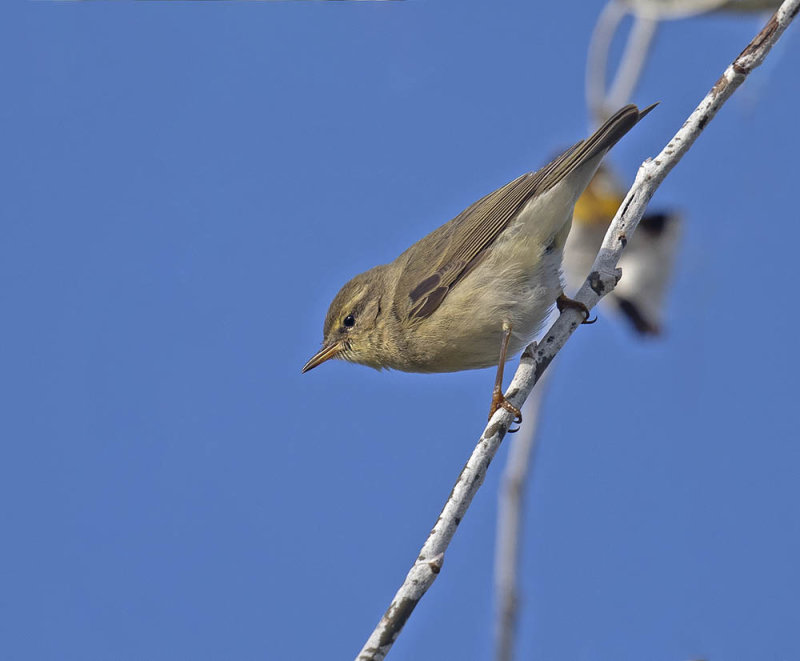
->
539, 103, 658, 194
580, 103, 658, 165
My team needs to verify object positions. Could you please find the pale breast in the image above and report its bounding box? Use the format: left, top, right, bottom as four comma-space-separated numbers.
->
395, 177, 583, 373
397, 242, 564, 372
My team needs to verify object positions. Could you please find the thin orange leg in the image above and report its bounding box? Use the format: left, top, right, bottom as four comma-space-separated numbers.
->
488, 322, 522, 433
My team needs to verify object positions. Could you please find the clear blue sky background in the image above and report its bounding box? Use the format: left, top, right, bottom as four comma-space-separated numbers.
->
2, 2, 798, 660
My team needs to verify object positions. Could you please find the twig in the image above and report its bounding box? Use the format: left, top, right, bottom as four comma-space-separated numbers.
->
493, 369, 551, 661
355, 2, 800, 658
588, 2, 660, 127
627, 0, 776, 19
606, 15, 660, 113
494, 8, 657, 659
587, 0, 630, 125
495, 0, 779, 657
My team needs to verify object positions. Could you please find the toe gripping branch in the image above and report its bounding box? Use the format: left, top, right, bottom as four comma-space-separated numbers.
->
488, 322, 523, 433
556, 293, 596, 324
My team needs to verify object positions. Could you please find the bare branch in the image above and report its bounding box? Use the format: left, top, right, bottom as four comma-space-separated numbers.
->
588, 2, 660, 127
493, 370, 551, 661
627, 0, 729, 18
628, 0, 782, 19
606, 15, 660, 113
586, 0, 776, 127
355, 2, 799, 658
586, 0, 631, 125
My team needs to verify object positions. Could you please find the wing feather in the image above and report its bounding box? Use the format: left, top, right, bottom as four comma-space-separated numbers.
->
396, 104, 655, 321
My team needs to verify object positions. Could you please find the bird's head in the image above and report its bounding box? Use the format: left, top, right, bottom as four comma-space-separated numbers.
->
302, 265, 390, 373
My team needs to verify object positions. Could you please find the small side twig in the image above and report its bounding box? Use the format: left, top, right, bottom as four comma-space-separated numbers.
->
587, 0, 631, 124
606, 14, 659, 114
588, 1, 661, 127
356, 2, 799, 658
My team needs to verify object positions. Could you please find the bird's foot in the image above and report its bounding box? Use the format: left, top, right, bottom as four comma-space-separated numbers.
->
556, 293, 596, 324
489, 387, 522, 433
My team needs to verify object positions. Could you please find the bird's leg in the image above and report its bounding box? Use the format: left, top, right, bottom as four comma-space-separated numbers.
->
556, 292, 597, 324
488, 322, 522, 433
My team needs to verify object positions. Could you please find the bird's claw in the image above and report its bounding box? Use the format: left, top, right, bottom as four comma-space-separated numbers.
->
556, 293, 596, 324
489, 388, 523, 433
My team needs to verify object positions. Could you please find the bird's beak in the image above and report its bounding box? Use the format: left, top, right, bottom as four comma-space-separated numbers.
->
301, 341, 343, 373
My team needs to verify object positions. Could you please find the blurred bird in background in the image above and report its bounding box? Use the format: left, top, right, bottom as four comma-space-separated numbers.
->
563, 163, 681, 335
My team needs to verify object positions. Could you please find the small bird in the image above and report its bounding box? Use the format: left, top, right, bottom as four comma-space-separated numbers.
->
303, 103, 655, 426
565, 163, 681, 336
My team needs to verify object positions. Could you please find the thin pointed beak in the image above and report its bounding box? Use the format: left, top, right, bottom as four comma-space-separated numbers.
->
301, 341, 343, 373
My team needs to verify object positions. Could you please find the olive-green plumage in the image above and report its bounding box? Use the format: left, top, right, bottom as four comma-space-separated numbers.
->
303, 103, 655, 374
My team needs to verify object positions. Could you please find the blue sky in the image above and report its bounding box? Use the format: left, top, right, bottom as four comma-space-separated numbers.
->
1, 2, 799, 660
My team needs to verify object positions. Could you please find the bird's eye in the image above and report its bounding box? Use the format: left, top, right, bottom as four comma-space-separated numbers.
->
343, 314, 356, 328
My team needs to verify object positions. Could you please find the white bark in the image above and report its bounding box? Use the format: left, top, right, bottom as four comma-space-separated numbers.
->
356, 2, 800, 658
586, 0, 631, 125
587, 2, 660, 127
493, 369, 551, 661
627, 0, 782, 19
586, 0, 774, 127
605, 15, 659, 116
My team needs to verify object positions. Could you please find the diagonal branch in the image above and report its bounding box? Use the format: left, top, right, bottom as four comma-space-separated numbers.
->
493, 369, 551, 661
355, 2, 800, 659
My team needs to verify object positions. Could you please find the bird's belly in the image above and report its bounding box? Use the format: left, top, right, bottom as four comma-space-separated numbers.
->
402, 244, 563, 372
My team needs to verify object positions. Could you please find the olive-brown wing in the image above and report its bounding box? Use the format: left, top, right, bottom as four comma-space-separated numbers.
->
394, 103, 652, 322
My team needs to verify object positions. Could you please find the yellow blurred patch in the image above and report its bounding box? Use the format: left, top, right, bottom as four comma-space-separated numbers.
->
573, 183, 624, 226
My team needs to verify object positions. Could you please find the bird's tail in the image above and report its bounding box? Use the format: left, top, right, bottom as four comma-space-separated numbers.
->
539, 103, 657, 193
581, 103, 658, 164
